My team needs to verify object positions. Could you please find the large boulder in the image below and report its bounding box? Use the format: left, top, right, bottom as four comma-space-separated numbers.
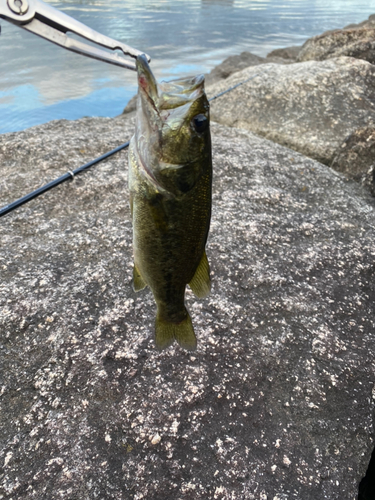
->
1, 116, 375, 499
266, 46, 301, 60
297, 15, 375, 64
344, 13, 375, 29
207, 56, 375, 166
331, 126, 375, 195
205, 51, 292, 85
122, 94, 137, 115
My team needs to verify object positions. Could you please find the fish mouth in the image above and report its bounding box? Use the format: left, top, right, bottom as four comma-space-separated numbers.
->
159, 75, 205, 96
136, 55, 206, 113
136, 54, 159, 107
134, 55, 209, 196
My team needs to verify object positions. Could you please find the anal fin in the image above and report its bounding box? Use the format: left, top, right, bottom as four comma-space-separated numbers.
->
133, 264, 147, 292
189, 251, 211, 299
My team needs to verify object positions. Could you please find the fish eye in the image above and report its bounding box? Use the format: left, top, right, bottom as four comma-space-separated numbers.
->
192, 114, 208, 134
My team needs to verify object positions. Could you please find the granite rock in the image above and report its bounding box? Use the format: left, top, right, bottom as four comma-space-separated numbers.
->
266, 46, 301, 60
205, 51, 291, 85
123, 94, 137, 115
1, 116, 375, 499
344, 13, 375, 30
207, 57, 375, 166
331, 126, 375, 195
297, 15, 375, 64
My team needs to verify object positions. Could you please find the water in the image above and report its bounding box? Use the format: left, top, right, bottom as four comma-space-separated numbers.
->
0, 0, 373, 134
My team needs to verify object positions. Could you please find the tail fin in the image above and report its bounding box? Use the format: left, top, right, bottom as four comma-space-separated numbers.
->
155, 311, 197, 351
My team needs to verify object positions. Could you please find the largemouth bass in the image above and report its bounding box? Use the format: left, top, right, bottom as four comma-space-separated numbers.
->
128, 54, 212, 350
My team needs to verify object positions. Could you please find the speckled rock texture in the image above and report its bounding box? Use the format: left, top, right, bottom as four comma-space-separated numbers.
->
344, 13, 375, 30
331, 126, 375, 195
205, 51, 291, 86
123, 95, 137, 115
266, 46, 301, 60
207, 57, 375, 167
297, 15, 375, 64
1, 115, 375, 499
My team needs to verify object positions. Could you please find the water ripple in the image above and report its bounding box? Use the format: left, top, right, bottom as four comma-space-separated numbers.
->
0, 0, 372, 133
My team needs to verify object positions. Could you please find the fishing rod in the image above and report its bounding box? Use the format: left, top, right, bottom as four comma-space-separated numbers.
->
0, 74, 259, 218
0, 142, 129, 217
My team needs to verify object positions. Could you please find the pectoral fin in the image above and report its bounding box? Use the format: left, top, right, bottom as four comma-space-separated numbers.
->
189, 251, 211, 298
133, 264, 147, 292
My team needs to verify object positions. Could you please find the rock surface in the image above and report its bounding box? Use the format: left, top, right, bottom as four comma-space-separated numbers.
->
266, 46, 301, 60
344, 13, 375, 30
205, 51, 292, 86
297, 15, 375, 64
331, 126, 375, 195
123, 94, 137, 115
207, 56, 375, 166
1, 115, 375, 499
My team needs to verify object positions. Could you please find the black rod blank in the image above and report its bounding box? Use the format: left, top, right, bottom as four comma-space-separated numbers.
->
208, 74, 258, 102
0, 141, 129, 218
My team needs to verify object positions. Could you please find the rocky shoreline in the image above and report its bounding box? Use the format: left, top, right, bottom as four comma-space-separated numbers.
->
1, 15, 375, 500
126, 13, 375, 197
205, 13, 375, 196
